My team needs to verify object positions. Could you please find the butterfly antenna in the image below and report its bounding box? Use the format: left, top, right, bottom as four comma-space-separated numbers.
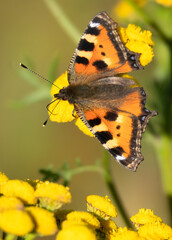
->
43, 99, 60, 127
20, 63, 60, 89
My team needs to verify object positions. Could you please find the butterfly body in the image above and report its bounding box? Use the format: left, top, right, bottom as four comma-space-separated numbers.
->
53, 12, 157, 171
56, 77, 140, 109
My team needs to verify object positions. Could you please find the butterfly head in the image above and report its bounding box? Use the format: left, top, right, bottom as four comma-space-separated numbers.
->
54, 87, 69, 101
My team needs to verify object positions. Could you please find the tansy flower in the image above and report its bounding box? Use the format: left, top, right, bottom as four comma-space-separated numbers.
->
138, 221, 172, 239
86, 195, 117, 220
118, 24, 154, 66
61, 219, 91, 229
56, 225, 97, 240
0, 172, 8, 185
100, 219, 118, 236
26, 206, 57, 236
0, 196, 24, 212
131, 208, 162, 229
0, 209, 34, 236
35, 181, 71, 211
66, 211, 100, 229
114, 227, 142, 240
0, 180, 37, 205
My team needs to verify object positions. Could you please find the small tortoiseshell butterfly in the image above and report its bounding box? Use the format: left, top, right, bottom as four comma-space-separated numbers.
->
53, 12, 157, 171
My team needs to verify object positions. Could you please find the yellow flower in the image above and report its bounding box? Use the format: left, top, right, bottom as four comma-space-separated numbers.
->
138, 221, 172, 239
0, 209, 34, 236
48, 72, 94, 137
114, 227, 142, 240
113, 0, 146, 19
0, 172, 8, 185
0, 180, 37, 205
118, 24, 154, 66
86, 195, 117, 220
35, 181, 71, 211
26, 206, 57, 236
49, 71, 75, 123
66, 211, 100, 229
56, 225, 97, 240
75, 117, 94, 137
62, 219, 91, 229
156, 0, 172, 6
0, 196, 24, 212
100, 219, 118, 236
131, 208, 162, 229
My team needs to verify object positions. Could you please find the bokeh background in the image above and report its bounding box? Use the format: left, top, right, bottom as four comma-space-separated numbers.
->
1, 0, 172, 227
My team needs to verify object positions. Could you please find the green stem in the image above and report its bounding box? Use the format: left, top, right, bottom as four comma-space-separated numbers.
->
156, 135, 172, 224
43, 0, 81, 44
4, 234, 15, 240
63, 165, 103, 186
103, 151, 133, 229
24, 233, 37, 240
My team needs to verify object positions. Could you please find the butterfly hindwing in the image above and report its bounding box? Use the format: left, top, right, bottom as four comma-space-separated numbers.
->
68, 12, 143, 84
74, 81, 157, 171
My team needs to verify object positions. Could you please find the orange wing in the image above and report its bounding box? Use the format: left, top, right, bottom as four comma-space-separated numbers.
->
75, 88, 157, 171
68, 12, 143, 83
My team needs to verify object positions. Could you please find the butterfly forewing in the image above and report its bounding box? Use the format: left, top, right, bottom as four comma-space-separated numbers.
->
68, 11, 142, 84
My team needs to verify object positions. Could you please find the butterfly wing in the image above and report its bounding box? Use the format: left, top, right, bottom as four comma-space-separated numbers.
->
74, 77, 157, 171
68, 11, 143, 84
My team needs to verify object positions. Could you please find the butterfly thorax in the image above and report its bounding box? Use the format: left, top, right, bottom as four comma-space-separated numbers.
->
54, 82, 127, 106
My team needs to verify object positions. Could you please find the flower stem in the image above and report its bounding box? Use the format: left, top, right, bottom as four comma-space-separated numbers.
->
24, 234, 37, 240
43, 0, 81, 44
156, 135, 172, 224
4, 234, 15, 240
103, 150, 133, 229
62, 164, 103, 186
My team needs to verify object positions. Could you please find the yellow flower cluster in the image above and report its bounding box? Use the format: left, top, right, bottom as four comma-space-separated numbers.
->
1, 172, 171, 240
55, 194, 172, 240
0, 172, 71, 237
48, 24, 154, 133
118, 25, 154, 67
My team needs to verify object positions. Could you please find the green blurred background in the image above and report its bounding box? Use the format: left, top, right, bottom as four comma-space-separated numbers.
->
1, 0, 171, 226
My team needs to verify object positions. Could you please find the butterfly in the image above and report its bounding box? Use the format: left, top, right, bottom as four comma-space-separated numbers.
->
52, 11, 157, 171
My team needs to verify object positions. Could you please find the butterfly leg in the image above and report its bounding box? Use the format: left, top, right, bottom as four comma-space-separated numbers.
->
72, 108, 77, 118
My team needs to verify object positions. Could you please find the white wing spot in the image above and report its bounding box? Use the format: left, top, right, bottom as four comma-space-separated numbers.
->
89, 21, 100, 28
116, 155, 126, 161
